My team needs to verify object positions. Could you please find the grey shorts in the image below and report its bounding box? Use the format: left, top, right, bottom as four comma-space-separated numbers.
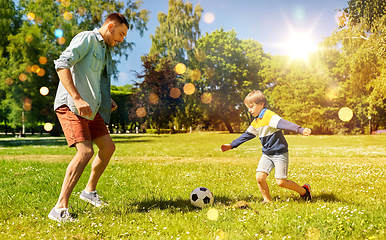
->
256, 152, 289, 179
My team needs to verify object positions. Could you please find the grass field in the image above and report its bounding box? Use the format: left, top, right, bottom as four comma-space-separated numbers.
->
0, 133, 386, 239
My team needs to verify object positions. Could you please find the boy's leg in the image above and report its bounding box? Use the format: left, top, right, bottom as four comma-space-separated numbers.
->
273, 153, 311, 200
84, 134, 115, 192
55, 140, 94, 209
256, 171, 271, 203
256, 154, 275, 203
275, 179, 306, 195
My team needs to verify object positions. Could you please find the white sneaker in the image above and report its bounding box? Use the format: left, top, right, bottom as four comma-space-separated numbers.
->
48, 208, 76, 222
80, 190, 108, 207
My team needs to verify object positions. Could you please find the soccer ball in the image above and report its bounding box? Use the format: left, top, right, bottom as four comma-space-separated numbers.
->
189, 187, 214, 208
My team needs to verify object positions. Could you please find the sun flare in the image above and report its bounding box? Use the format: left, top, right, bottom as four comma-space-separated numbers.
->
285, 32, 317, 61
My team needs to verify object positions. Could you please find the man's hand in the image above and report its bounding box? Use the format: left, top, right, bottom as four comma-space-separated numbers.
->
57, 68, 92, 118
74, 99, 92, 117
221, 144, 232, 152
111, 99, 117, 111
303, 128, 312, 136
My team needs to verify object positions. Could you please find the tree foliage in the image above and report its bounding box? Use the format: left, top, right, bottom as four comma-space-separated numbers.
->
149, 0, 202, 63
320, 0, 386, 133
131, 54, 182, 133
0, 0, 149, 134
189, 28, 267, 132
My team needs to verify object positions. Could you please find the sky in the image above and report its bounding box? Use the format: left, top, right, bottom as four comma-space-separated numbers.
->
115, 0, 350, 86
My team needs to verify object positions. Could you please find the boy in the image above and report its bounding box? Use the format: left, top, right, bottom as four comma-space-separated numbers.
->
221, 90, 312, 203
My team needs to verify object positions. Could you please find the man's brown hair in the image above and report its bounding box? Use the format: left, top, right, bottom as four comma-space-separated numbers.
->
105, 12, 129, 29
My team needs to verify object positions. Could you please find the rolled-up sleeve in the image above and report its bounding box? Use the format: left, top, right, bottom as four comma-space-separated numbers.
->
54, 32, 92, 70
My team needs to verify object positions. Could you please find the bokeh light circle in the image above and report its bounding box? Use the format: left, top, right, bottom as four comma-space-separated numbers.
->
206, 208, 219, 221
5, 78, 13, 86
54, 29, 64, 38
170, 87, 181, 99
338, 107, 353, 122
39, 56, 47, 65
203, 12, 215, 24
190, 69, 201, 81
31, 65, 40, 73
40, 86, 49, 96
44, 122, 53, 132
182, 38, 193, 50
64, 11, 73, 21
35, 16, 42, 24
25, 35, 33, 43
175, 63, 186, 75
136, 107, 147, 118
183, 83, 195, 95
23, 103, 32, 111
335, 11, 346, 26
306, 227, 320, 240
78, 7, 87, 16
215, 230, 226, 240
61, 0, 70, 7
149, 93, 159, 104
27, 12, 35, 21
57, 37, 66, 45
201, 92, 212, 104
25, 65, 32, 73
205, 68, 215, 79
37, 68, 45, 77
19, 73, 27, 81
195, 50, 207, 62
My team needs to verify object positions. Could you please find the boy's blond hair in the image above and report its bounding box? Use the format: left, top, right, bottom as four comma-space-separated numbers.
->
244, 90, 267, 107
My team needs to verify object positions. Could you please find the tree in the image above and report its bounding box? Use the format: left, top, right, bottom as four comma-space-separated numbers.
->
131, 54, 182, 133
189, 28, 266, 132
149, 0, 202, 63
0, 0, 149, 135
323, 0, 386, 133
343, 0, 386, 32
0, 0, 22, 134
147, 0, 203, 131
260, 54, 339, 134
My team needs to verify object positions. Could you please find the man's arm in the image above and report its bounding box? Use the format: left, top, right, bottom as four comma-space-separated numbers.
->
56, 68, 92, 118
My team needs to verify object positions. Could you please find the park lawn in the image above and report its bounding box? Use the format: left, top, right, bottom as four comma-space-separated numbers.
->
0, 133, 386, 239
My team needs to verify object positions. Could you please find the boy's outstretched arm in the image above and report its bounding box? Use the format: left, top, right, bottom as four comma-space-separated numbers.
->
221, 144, 232, 152
221, 130, 256, 152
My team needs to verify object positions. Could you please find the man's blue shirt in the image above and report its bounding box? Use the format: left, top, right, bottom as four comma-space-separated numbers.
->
54, 28, 113, 124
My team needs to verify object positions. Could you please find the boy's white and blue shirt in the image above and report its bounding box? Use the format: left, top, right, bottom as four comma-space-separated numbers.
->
230, 108, 305, 155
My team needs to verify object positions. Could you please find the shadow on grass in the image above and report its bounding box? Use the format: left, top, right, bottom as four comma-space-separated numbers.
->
0, 134, 167, 147
0, 138, 68, 147
105, 195, 238, 215
313, 192, 339, 202
110, 134, 166, 144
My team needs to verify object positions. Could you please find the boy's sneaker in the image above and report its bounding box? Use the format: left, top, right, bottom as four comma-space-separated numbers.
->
48, 208, 76, 222
80, 190, 108, 207
301, 183, 312, 201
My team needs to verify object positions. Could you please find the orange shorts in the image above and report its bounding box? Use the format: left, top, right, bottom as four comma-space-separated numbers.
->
55, 105, 109, 147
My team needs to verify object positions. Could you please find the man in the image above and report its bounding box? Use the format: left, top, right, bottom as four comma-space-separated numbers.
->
48, 13, 129, 222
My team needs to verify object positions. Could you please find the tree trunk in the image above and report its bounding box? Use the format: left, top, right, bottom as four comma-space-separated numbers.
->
4, 119, 7, 135
223, 119, 234, 133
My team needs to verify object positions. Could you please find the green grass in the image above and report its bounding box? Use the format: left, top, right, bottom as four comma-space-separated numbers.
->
0, 133, 386, 239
